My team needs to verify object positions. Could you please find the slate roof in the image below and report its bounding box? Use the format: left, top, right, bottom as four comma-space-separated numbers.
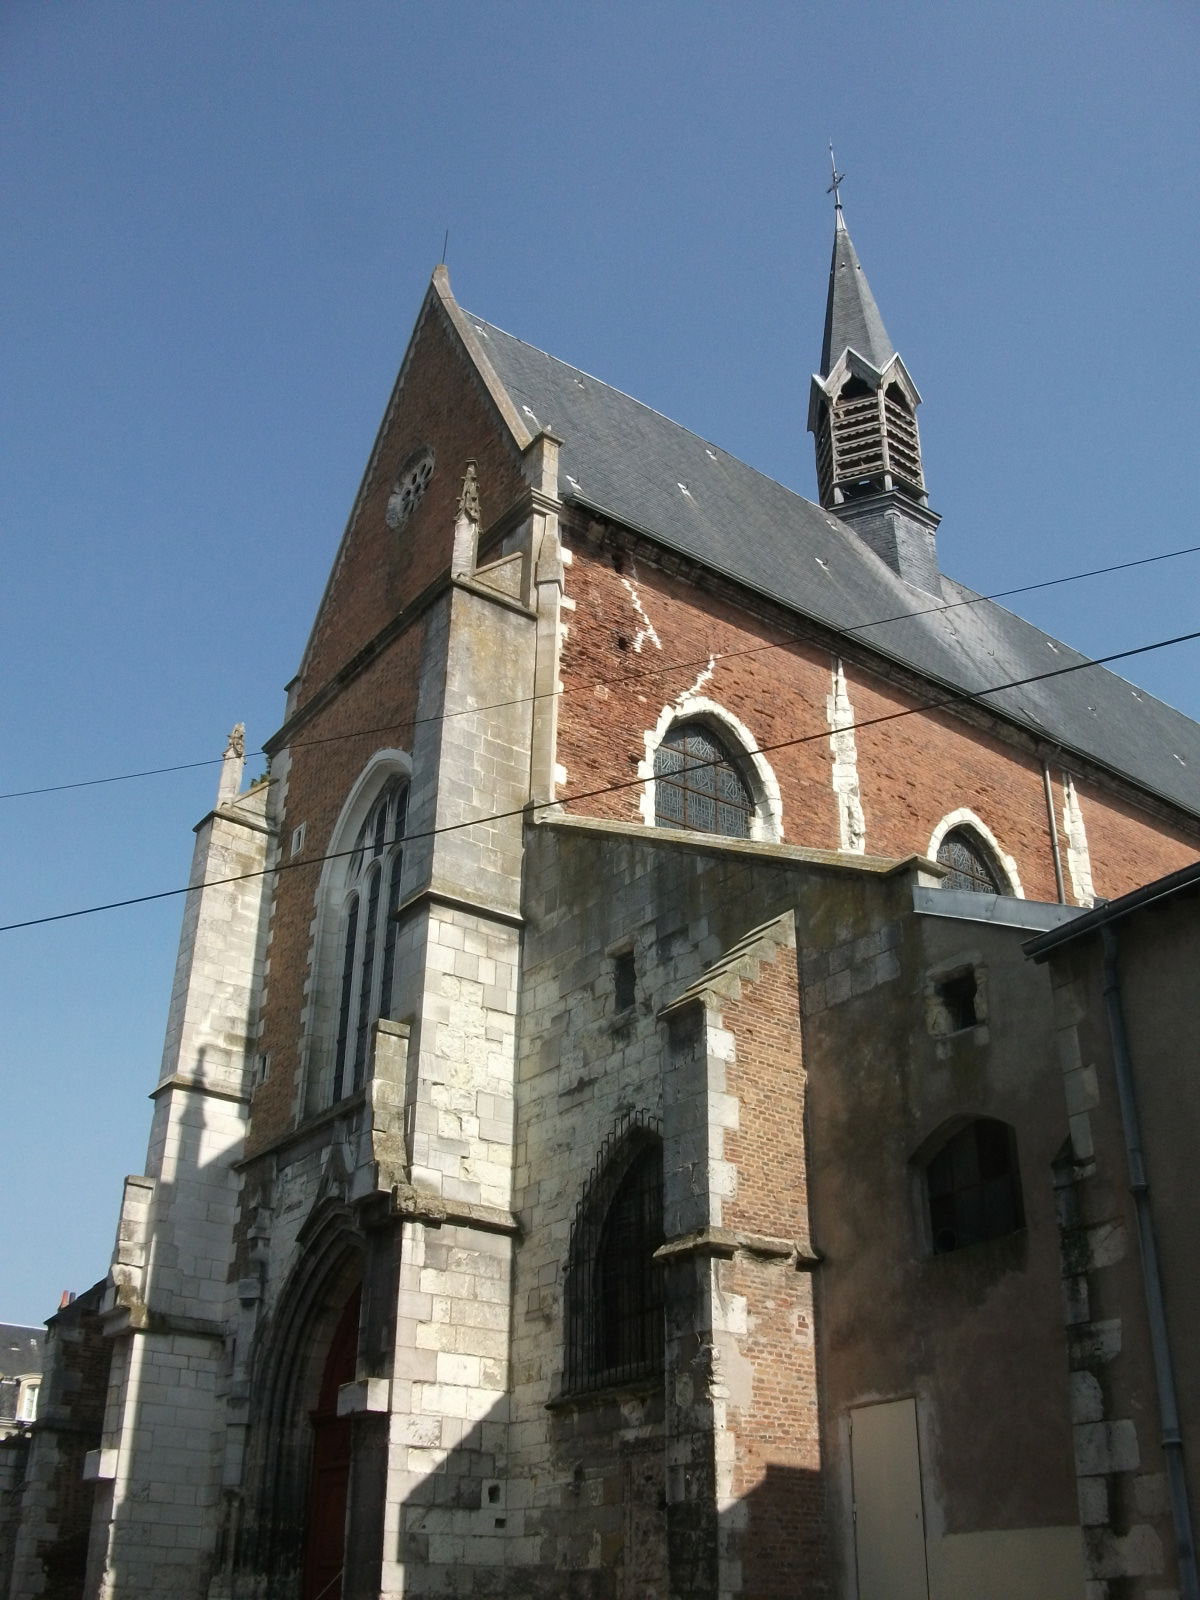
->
462, 312, 1200, 820
0, 1324, 43, 1380
820, 213, 896, 375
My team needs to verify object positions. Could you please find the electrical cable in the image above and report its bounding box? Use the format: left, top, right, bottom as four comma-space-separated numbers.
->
3, 623, 1198, 936
2, 540, 1198, 803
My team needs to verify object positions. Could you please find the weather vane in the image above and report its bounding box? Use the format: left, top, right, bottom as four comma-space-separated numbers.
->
826, 142, 845, 210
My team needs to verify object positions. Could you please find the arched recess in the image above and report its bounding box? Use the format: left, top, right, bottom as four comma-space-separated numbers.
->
927, 808, 1023, 898
638, 697, 783, 842
563, 1113, 664, 1396
299, 750, 414, 1114
238, 1204, 364, 1599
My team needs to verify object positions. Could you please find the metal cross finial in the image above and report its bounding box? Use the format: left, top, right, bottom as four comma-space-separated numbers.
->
827, 142, 845, 210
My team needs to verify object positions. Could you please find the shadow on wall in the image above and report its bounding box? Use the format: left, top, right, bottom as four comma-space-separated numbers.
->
725, 1461, 830, 1599
384, 1402, 827, 1600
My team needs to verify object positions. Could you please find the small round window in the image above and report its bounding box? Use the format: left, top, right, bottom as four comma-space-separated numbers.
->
386, 449, 435, 532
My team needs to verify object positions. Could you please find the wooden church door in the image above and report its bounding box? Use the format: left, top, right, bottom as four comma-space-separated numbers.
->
302, 1287, 361, 1600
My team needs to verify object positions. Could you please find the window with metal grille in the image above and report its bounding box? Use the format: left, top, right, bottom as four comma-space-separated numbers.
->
332, 779, 408, 1102
926, 1118, 1024, 1254
936, 827, 1005, 894
653, 721, 754, 837
564, 1119, 664, 1395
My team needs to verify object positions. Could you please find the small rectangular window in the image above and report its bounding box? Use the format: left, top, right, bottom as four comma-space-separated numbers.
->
938, 970, 978, 1031
290, 822, 307, 858
614, 951, 636, 1013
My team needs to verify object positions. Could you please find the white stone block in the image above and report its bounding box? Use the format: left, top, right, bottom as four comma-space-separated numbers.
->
83, 1448, 119, 1481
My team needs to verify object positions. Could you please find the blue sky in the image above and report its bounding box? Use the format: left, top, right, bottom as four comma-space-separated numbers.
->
2, 1, 1198, 1324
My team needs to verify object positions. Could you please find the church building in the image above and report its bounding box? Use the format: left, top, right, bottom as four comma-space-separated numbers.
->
8, 200, 1200, 1600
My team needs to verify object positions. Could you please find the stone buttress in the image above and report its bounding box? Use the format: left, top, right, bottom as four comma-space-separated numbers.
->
81, 733, 272, 1600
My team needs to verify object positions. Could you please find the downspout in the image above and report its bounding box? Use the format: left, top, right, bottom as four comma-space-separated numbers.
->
1100, 924, 1199, 1599
1042, 758, 1066, 904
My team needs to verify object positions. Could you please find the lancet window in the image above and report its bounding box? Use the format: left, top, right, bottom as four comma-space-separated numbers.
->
331, 778, 408, 1101
564, 1119, 664, 1395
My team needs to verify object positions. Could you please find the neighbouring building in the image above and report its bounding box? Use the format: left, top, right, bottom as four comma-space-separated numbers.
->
6, 198, 1200, 1600
1025, 861, 1200, 1599
0, 1328, 43, 1442
4, 1289, 109, 1600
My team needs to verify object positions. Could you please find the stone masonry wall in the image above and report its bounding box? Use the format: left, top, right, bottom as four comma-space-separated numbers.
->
81, 777, 271, 1600
507, 818, 889, 1597
1044, 934, 1191, 1598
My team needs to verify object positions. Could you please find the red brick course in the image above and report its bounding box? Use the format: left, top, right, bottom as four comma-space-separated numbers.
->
298, 302, 526, 705
721, 948, 807, 1242
249, 301, 533, 1154
718, 949, 830, 1595
558, 537, 1197, 899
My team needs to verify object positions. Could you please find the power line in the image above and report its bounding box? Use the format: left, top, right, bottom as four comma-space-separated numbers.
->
3, 623, 1198, 936
3, 540, 1199, 803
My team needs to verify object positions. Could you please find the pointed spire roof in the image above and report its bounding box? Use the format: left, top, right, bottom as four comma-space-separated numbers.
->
819, 206, 896, 377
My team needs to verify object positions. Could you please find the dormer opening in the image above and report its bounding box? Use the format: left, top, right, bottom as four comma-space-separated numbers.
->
840, 375, 874, 401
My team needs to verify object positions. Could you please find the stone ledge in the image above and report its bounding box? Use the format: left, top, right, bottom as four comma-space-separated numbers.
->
654, 1227, 820, 1267
451, 571, 536, 620
545, 1375, 662, 1413
392, 885, 524, 930
533, 809, 909, 876
392, 1182, 520, 1237
337, 1377, 391, 1416
82, 1448, 119, 1481
150, 1073, 251, 1105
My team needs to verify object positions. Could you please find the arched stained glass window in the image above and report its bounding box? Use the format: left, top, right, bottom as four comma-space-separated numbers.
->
936, 827, 1004, 894
332, 779, 408, 1102
654, 722, 754, 838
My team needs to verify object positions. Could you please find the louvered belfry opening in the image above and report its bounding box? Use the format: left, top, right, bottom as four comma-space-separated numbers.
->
818, 372, 925, 507
564, 1116, 664, 1396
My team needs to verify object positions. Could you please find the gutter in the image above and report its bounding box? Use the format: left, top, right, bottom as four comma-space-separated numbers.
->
1099, 924, 1199, 1599
1025, 858, 1200, 961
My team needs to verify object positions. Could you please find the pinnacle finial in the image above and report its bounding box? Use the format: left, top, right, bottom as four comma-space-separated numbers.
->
827, 142, 846, 228
218, 722, 246, 803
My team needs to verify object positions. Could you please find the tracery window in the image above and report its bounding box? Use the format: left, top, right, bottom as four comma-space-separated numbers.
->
653, 721, 754, 837
385, 448, 435, 532
936, 826, 1005, 894
925, 1118, 1024, 1254
564, 1120, 664, 1395
332, 779, 408, 1102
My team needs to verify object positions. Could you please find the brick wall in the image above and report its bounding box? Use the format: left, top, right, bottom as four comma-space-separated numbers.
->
250, 619, 428, 1154
556, 532, 1198, 903
297, 297, 527, 706
721, 948, 808, 1241
722, 1256, 827, 1598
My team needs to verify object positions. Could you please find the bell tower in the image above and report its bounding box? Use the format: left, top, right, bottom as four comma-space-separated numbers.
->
808, 162, 942, 593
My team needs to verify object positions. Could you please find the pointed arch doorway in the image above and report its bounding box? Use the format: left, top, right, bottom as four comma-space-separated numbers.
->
301, 1285, 360, 1600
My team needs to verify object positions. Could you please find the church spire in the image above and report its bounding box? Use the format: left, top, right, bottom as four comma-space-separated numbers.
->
808, 168, 941, 594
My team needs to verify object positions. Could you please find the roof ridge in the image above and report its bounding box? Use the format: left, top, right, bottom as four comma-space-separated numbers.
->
469, 306, 1200, 818
464, 311, 740, 459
